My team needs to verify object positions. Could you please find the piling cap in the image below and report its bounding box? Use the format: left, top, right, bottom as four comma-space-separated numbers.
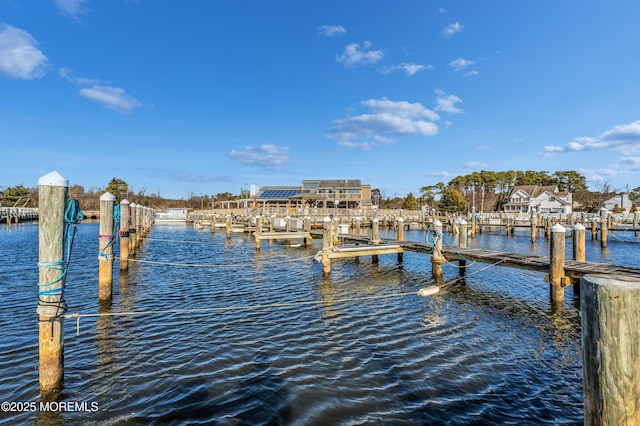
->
397, 217, 404, 222
373, 217, 379, 222
100, 192, 116, 201
572, 223, 585, 230
324, 216, 332, 222
38, 171, 68, 187
121, 199, 130, 205
550, 223, 566, 233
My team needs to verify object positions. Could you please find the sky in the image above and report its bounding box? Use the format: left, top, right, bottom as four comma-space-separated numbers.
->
2, 1, 640, 200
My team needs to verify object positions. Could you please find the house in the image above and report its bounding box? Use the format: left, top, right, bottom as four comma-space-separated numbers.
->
603, 193, 638, 212
503, 185, 572, 214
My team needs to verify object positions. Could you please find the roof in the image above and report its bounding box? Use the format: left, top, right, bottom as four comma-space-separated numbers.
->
510, 185, 559, 198
256, 186, 304, 199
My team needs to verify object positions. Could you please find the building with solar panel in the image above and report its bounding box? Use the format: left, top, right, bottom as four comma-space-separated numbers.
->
254, 179, 372, 210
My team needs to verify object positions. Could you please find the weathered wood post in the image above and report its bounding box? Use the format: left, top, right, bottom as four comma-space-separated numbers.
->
372, 217, 380, 264
459, 219, 468, 249
321, 216, 332, 275
119, 199, 130, 271
37, 171, 68, 391
634, 211, 639, 237
572, 223, 586, 262
459, 219, 468, 276
99, 192, 116, 301
270, 215, 275, 232
431, 220, 445, 278
548, 224, 567, 304
600, 208, 608, 248
396, 217, 404, 262
254, 215, 262, 250
355, 217, 361, 235
135, 204, 143, 247
581, 274, 640, 425
304, 216, 312, 246
226, 214, 232, 239
129, 203, 137, 255
591, 217, 597, 240
530, 211, 537, 244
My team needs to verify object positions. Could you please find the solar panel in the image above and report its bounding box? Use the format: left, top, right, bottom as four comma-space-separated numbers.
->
260, 189, 303, 199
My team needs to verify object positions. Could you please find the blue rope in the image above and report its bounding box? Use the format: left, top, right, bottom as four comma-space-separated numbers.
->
38, 199, 84, 318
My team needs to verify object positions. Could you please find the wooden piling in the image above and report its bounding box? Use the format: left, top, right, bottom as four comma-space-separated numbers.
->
572, 223, 586, 262
548, 223, 567, 303
459, 219, 468, 249
129, 203, 137, 255
397, 217, 404, 262
431, 220, 445, 278
321, 216, 332, 275
226, 214, 232, 239
600, 208, 608, 248
581, 274, 640, 425
372, 218, 379, 264
255, 215, 262, 250
530, 211, 537, 243
119, 199, 130, 271
304, 216, 312, 246
634, 212, 639, 237
591, 218, 597, 240
98, 192, 116, 301
37, 171, 68, 392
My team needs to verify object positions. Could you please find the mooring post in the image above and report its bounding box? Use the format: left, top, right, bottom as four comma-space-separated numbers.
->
600, 208, 608, 248
226, 214, 232, 239
135, 204, 143, 248
581, 274, 640, 425
372, 217, 379, 264
129, 203, 137, 255
572, 223, 586, 262
591, 217, 597, 241
634, 211, 639, 237
530, 211, 537, 243
119, 199, 130, 271
431, 220, 445, 278
548, 224, 567, 304
98, 192, 116, 301
397, 217, 404, 262
304, 216, 312, 246
471, 208, 477, 238
321, 216, 332, 275
355, 217, 361, 235
459, 219, 468, 249
37, 171, 68, 391
254, 215, 262, 250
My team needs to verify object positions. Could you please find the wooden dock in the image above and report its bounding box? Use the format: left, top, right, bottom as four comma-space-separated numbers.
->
311, 231, 640, 282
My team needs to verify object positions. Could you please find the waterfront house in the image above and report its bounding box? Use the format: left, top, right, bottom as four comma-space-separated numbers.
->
503, 185, 572, 214
603, 193, 639, 212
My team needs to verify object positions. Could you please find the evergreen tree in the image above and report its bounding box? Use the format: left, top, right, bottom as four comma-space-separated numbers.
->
438, 188, 468, 212
402, 192, 418, 210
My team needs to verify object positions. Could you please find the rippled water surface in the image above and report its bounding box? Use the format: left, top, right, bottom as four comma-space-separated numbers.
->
3, 222, 636, 425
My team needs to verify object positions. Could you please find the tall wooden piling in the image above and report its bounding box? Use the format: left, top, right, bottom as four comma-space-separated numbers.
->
372, 218, 380, 264
255, 215, 262, 250
129, 203, 137, 255
591, 218, 597, 240
397, 217, 404, 262
304, 216, 312, 246
119, 199, 130, 271
530, 211, 537, 243
634, 211, 639, 237
226, 214, 232, 239
572, 223, 585, 262
600, 208, 608, 248
431, 220, 445, 278
459, 219, 468, 249
37, 171, 68, 392
581, 274, 640, 425
549, 224, 566, 303
99, 192, 116, 301
321, 216, 332, 275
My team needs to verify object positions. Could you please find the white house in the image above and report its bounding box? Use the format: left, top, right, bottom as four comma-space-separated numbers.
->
603, 193, 637, 211
503, 185, 572, 214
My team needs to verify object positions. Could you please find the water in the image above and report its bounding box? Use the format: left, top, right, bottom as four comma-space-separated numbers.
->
1, 222, 638, 425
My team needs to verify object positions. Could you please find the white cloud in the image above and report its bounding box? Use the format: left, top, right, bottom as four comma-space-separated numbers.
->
463, 161, 489, 169
328, 98, 439, 149
434, 90, 463, 114
0, 24, 48, 79
543, 120, 640, 155
59, 67, 107, 86
79, 85, 141, 112
228, 144, 290, 170
318, 25, 346, 37
615, 156, 640, 169
54, 0, 89, 19
337, 41, 383, 68
442, 22, 463, 38
426, 171, 452, 177
449, 57, 474, 72
381, 62, 431, 76
463, 70, 479, 77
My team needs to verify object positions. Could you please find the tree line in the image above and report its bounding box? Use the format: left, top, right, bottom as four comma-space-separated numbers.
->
1, 170, 638, 213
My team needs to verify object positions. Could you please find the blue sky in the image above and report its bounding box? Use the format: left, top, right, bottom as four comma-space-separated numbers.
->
2, 1, 640, 199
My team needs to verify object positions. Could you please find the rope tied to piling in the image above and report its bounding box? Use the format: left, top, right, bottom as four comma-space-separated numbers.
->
98, 205, 120, 259
37, 199, 84, 321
